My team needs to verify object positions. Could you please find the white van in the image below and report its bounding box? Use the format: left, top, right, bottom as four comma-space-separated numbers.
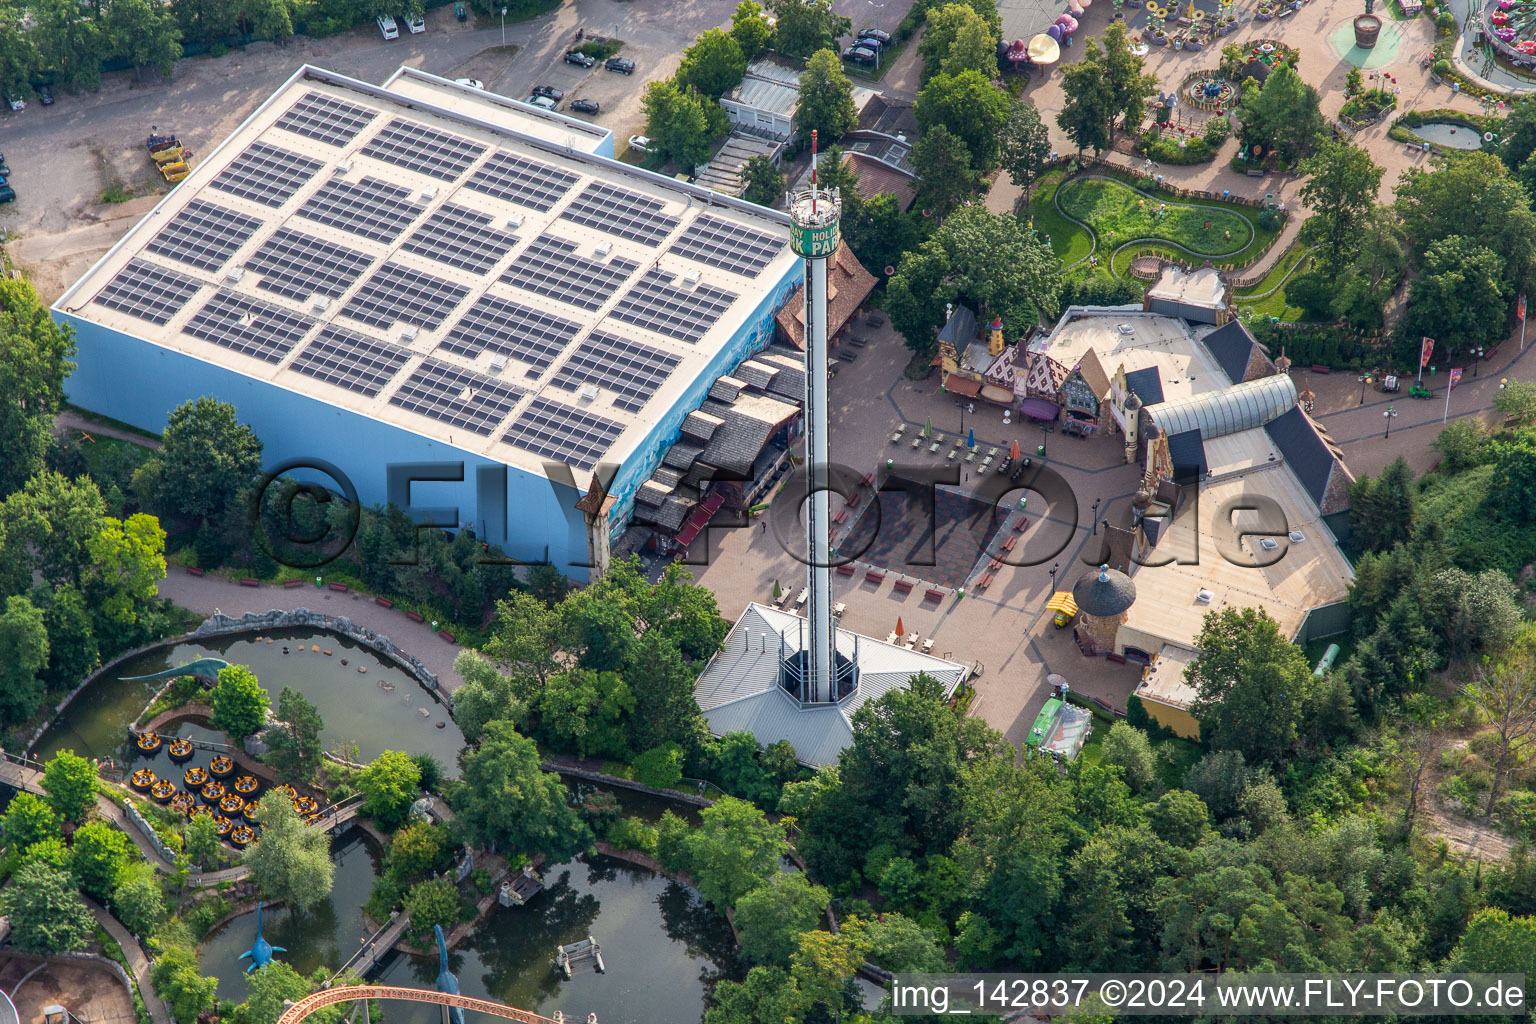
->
377, 15, 399, 38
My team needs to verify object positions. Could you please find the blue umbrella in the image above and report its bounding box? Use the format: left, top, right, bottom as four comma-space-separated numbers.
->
967, 428, 975, 449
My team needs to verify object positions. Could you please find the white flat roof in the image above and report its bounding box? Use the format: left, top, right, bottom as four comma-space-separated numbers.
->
57, 65, 798, 487
382, 68, 611, 151
726, 61, 802, 118
1146, 265, 1226, 308
1030, 311, 1233, 404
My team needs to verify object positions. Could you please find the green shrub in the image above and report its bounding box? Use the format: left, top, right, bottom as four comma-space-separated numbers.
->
1257, 207, 1283, 231
209, 42, 228, 57
898, 15, 915, 38
578, 37, 624, 60
1203, 115, 1231, 145
632, 743, 685, 790
1432, 59, 1451, 75
606, 815, 660, 857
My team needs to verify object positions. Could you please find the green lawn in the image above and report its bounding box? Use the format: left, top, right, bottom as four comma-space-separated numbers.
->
1026, 171, 1095, 267
1234, 243, 1313, 321
1058, 177, 1252, 258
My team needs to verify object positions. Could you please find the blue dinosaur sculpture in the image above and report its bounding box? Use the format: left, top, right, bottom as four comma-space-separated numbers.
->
121, 657, 231, 682
240, 902, 286, 972
434, 925, 465, 1024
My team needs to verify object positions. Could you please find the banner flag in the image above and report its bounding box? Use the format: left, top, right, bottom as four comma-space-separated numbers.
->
1420, 337, 1436, 368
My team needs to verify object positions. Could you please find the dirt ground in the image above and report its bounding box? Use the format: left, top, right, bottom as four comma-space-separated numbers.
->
0, 955, 138, 1024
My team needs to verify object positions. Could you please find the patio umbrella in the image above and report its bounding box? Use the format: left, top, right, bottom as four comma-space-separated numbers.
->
1047, 673, 1068, 687
1009, 439, 1021, 459
1056, 13, 1079, 31
1046, 23, 1064, 40
967, 428, 976, 449
896, 617, 905, 636
1029, 32, 1061, 61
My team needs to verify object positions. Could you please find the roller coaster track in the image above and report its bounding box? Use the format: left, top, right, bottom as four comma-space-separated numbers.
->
277, 986, 566, 1024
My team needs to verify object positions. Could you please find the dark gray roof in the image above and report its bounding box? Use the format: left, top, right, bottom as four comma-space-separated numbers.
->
1264, 406, 1354, 515
1125, 366, 1165, 406
663, 442, 705, 470
1167, 428, 1207, 481
1072, 565, 1137, 616
710, 376, 747, 403
937, 305, 977, 349
1202, 320, 1261, 385
682, 409, 724, 441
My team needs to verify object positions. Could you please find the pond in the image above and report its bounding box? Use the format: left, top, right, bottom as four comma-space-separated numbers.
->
33, 628, 465, 776
374, 855, 744, 1024
198, 826, 383, 1000
1411, 121, 1486, 150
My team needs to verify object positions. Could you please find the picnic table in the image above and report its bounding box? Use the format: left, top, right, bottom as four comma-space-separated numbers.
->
833, 602, 847, 617
836, 563, 856, 576
893, 578, 915, 593
925, 588, 945, 602
796, 588, 808, 606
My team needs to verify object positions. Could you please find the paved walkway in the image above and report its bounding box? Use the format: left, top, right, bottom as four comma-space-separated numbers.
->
156, 572, 468, 693
85, 897, 172, 1024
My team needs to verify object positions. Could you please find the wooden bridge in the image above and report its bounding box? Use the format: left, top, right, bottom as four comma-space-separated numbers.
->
280, 986, 567, 1024
330, 908, 411, 982
0, 750, 47, 793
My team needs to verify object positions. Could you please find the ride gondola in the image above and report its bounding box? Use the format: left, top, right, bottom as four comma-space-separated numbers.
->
184, 766, 209, 788
151, 780, 176, 803
230, 825, 256, 847
276, 784, 298, 802
234, 775, 260, 797
220, 794, 246, 817
214, 815, 235, 838
136, 732, 162, 753
130, 768, 156, 792
189, 804, 213, 822
209, 756, 234, 779
294, 795, 320, 817
201, 780, 226, 804
167, 739, 195, 763
243, 799, 262, 823
170, 791, 196, 816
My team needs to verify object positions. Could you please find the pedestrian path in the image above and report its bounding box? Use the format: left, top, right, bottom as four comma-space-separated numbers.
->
85, 897, 172, 1024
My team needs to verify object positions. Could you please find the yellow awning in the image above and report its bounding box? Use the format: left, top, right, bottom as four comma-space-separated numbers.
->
1046, 591, 1077, 614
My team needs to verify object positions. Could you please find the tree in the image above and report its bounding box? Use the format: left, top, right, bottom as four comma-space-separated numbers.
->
736, 874, 829, 966
1462, 651, 1536, 816
1299, 142, 1385, 272
243, 793, 335, 911
0, 861, 94, 954
1406, 235, 1509, 357
538, 669, 634, 760
674, 796, 788, 909
739, 156, 785, 208
1100, 721, 1156, 794
242, 961, 335, 1024
72, 819, 132, 900
844, 191, 921, 282
937, 204, 1062, 334
1495, 379, 1536, 426
887, 241, 954, 353
102, 0, 182, 77
730, 0, 774, 60
148, 396, 263, 523
766, 0, 849, 59
1236, 63, 1325, 165
705, 966, 806, 1024
386, 821, 449, 879
356, 750, 422, 830
1, 792, 60, 850
451, 719, 593, 862
942, 15, 999, 78
1395, 151, 1536, 297
679, 27, 747, 98
39, 586, 99, 692
0, 471, 107, 589
0, 280, 75, 500
864, 913, 946, 971
1451, 907, 1536, 978
171, 0, 237, 48
0, 595, 49, 727
640, 79, 722, 169
112, 863, 167, 935
449, 649, 526, 742
797, 49, 858, 145
1491, 434, 1536, 526
919, 3, 994, 80
1099, 22, 1156, 139
790, 920, 872, 1010
183, 812, 222, 867
84, 513, 167, 631
1348, 456, 1417, 553
1000, 99, 1051, 200
1147, 789, 1210, 848
41, 749, 96, 823
209, 663, 270, 740
1057, 41, 1114, 157
910, 124, 977, 218
1186, 607, 1320, 764
916, 70, 1010, 171
403, 877, 461, 938
265, 686, 324, 779
30, 0, 105, 89
152, 946, 219, 1024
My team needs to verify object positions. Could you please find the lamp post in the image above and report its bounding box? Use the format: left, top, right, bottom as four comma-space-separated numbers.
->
1039, 422, 1049, 457
1382, 404, 1398, 439
1472, 345, 1485, 376
1357, 374, 1372, 405
500, 5, 506, 43
1091, 497, 1101, 534
1049, 562, 1059, 587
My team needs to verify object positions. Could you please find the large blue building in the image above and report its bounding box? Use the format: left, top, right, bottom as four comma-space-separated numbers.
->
54, 65, 803, 580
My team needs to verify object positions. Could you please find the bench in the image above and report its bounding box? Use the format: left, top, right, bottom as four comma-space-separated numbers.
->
283, 579, 305, 589
989, 558, 1004, 570
375, 597, 394, 608
832, 508, 849, 524
239, 578, 260, 587
440, 631, 456, 644
975, 572, 993, 588
185, 566, 205, 576
846, 492, 860, 507
925, 588, 945, 602
836, 563, 856, 576
865, 569, 886, 584
893, 578, 915, 593
407, 611, 426, 622
1310, 364, 1332, 374
328, 582, 349, 592
1015, 518, 1030, 531
1001, 535, 1018, 551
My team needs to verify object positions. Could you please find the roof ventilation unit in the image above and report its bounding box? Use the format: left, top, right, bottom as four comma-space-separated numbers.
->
1288, 530, 1306, 543
594, 241, 612, 259
489, 354, 509, 373
335, 159, 352, 174
400, 325, 419, 343
1259, 537, 1280, 551
1195, 588, 1214, 604
311, 295, 330, 313
420, 186, 438, 201
505, 213, 523, 229
224, 267, 244, 285
682, 269, 701, 287
578, 383, 600, 402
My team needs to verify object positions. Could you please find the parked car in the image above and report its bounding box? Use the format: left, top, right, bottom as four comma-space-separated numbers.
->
564, 50, 596, 67
376, 14, 399, 38
627, 134, 652, 153
857, 27, 892, 44
454, 78, 485, 89
605, 57, 636, 74
571, 98, 599, 114
842, 44, 878, 64
5, 94, 24, 112
532, 84, 563, 100
528, 95, 558, 109
0, 184, 15, 204
36, 86, 52, 106
0, 153, 10, 176
405, 14, 425, 32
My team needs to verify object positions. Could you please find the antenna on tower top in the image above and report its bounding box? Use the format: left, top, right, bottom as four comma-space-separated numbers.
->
810, 129, 818, 215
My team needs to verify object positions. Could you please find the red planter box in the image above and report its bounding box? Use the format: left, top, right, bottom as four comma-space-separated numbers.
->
375, 597, 394, 608
835, 564, 855, 576
924, 588, 944, 602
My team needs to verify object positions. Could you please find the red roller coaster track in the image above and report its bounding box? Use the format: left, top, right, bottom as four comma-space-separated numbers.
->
275, 986, 567, 1024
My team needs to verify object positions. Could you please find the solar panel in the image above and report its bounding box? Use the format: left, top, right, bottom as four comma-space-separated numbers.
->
361, 118, 485, 181
667, 213, 784, 277
342, 262, 470, 331
608, 268, 737, 344
298, 176, 425, 244
92, 259, 203, 324
389, 357, 525, 436
549, 330, 680, 413
500, 234, 639, 311
464, 150, 580, 211
439, 294, 582, 376
561, 181, 680, 246
145, 199, 263, 272
402, 204, 520, 275
290, 324, 412, 396
501, 395, 625, 471
274, 90, 378, 147
182, 290, 316, 364
210, 141, 324, 208
247, 228, 374, 301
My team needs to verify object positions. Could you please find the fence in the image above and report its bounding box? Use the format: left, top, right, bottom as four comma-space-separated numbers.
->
544, 762, 717, 808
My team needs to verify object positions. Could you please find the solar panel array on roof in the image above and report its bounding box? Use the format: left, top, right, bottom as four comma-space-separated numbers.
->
389, 357, 525, 435
439, 294, 582, 376
550, 331, 681, 413
667, 214, 783, 277
361, 118, 485, 181
465, 150, 580, 211
343, 262, 470, 330
402, 204, 520, 275
608, 268, 738, 343
289, 324, 412, 396
561, 181, 680, 245
146, 199, 263, 272
274, 90, 378, 147
247, 228, 375, 301
210, 141, 324, 208
93, 259, 203, 325
500, 234, 639, 311
299, 176, 425, 243
181, 290, 316, 364
501, 395, 626, 471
